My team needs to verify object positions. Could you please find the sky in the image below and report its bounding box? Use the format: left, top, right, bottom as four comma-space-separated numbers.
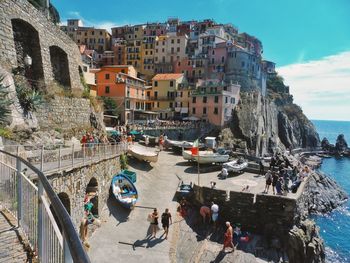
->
52, 0, 350, 121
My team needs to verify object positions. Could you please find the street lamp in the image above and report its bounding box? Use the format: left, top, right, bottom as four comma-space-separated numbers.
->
24, 54, 33, 87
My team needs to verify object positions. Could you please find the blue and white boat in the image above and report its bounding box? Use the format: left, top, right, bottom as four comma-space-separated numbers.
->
111, 173, 138, 209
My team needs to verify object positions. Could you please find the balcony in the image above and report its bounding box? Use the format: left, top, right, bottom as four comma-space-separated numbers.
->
146, 96, 174, 101
190, 90, 222, 96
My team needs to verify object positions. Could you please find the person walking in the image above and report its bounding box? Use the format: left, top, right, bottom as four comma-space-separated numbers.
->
222, 221, 234, 252
200, 205, 211, 224
211, 202, 219, 229
259, 159, 264, 175
264, 170, 272, 194
150, 208, 159, 238
161, 208, 172, 239
272, 171, 279, 195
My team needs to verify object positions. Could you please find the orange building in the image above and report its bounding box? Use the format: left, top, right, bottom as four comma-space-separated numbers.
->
95, 65, 153, 123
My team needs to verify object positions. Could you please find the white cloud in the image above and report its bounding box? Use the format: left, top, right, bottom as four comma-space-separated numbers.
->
277, 51, 350, 121
63, 11, 137, 33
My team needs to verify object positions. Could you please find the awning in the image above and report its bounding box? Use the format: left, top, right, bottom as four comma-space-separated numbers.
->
183, 116, 200, 121
180, 108, 188, 114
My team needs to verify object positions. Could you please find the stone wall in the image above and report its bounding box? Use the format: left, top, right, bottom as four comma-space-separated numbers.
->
193, 185, 298, 235
35, 97, 98, 132
47, 156, 121, 229
0, 0, 83, 91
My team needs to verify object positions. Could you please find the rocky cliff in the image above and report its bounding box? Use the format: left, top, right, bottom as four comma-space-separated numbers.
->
223, 75, 319, 156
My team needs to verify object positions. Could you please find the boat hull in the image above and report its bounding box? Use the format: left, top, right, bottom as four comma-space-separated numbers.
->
223, 160, 248, 172
111, 174, 138, 209
182, 150, 229, 163
128, 145, 159, 162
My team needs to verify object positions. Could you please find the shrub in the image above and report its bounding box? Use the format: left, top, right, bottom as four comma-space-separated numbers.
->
0, 76, 12, 125
120, 153, 128, 170
15, 84, 43, 116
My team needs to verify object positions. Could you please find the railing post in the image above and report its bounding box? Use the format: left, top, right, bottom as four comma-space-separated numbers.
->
71, 144, 75, 167
40, 145, 44, 171
58, 145, 62, 170
37, 181, 44, 261
63, 234, 73, 263
16, 146, 22, 227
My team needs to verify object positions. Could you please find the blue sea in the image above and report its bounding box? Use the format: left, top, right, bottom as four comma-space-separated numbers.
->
312, 120, 350, 263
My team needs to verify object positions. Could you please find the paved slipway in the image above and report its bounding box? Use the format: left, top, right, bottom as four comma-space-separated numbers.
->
0, 212, 27, 262
89, 150, 266, 263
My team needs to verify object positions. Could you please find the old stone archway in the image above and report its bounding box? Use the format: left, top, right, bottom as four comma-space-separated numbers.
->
49, 45, 71, 88
86, 177, 99, 217
51, 192, 71, 232
11, 18, 44, 86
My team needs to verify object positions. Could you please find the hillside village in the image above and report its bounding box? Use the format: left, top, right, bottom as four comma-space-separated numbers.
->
61, 18, 277, 126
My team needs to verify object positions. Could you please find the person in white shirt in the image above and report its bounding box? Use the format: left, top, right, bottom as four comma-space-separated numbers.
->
211, 202, 219, 228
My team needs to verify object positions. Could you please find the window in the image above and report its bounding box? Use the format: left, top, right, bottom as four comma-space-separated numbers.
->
121, 69, 125, 73
170, 81, 174, 87
177, 39, 180, 44
203, 107, 207, 114
171, 39, 174, 44
147, 91, 151, 97
180, 92, 183, 97
214, 107, 218, 115
105, 86, 110, 93
157, 102, 160, 107
169, 102, 173, 108
154, 81, 158, 87
241, 61, 245, 68
105, 73, 110, 79
126, 100, 130, 109
154, 91, 158, 98
192, 97, 196, 103
225, 97, 228, 103
214, 96, 219, 103
177, 47, 180, 52
231, 98, 235, 104
222, 56, 225, 63
192, 107, 196, 114
203, 96, 207, 103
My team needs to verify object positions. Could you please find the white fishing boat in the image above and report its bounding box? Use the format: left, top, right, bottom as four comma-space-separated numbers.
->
223, 159, 248, 172
182, 150, 229, 164
128, 145, 159, 162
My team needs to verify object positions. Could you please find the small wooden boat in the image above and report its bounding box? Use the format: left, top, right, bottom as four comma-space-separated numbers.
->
128, 145, 159, 162
182, 150, 230, 164
223, 159, 248, 173
111, 173, 138, 209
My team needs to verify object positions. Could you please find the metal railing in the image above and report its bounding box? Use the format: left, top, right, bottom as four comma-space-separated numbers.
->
0, 149, 88, 262
0, 142, 127, 262
3, 142, 128, 175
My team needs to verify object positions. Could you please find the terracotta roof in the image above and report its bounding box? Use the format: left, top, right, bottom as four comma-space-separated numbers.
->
152, 73, 183, 81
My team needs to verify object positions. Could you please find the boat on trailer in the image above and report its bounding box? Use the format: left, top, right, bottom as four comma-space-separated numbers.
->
111, 173, 138, 209
128, 145, 159, 162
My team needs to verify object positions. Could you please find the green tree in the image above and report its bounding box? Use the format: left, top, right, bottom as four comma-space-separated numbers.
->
102, 97, 120, 117
267, 74, 288, 93
0, 77, 12, 125
16, 84, 43, 116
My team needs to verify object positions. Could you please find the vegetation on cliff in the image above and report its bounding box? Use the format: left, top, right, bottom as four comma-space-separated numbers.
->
0, 77, 12, 125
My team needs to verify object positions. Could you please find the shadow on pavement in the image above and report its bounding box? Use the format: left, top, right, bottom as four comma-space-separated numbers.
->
210, 250, 227, 262
107, 196, 131, 226
132, 225, 165, 249
184, 165, 221, 174
128, 158, 153, 172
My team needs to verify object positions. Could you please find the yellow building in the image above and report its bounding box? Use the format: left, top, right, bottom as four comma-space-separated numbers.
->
140, 41, 155, 80
74, 28, 111, 52
146, 73, 187, 119
125, 40, 142, 72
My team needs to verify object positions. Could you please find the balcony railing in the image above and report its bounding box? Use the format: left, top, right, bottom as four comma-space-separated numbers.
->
146, 96, 174, 101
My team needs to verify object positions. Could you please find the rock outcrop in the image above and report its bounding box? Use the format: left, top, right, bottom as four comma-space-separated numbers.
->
335, 134, 348, 152
303, 171, 348, 214
287, 220, 325, 263
227, 91, 319, 156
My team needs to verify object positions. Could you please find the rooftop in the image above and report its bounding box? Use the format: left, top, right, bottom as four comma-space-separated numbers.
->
152, 73, 184, 81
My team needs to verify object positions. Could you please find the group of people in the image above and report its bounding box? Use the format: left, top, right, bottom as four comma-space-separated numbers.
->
263, 153, 312, 195
81, 132, 109, 156
148, 208, 172, 239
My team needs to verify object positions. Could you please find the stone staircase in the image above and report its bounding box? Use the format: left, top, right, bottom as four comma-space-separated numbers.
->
0, 211, 28, 263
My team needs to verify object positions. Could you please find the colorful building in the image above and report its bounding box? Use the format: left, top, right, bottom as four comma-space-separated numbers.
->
189, 80, 240, 127
95, 65, 150, 123
146, 73, 187, 119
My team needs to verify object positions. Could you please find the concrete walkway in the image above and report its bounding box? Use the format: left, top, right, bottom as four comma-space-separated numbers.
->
0, 211, 27, 263
89, 151, 182, 263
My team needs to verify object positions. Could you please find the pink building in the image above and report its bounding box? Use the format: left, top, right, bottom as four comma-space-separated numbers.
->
207, 42, 227, 79
189, 79, 240, 127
